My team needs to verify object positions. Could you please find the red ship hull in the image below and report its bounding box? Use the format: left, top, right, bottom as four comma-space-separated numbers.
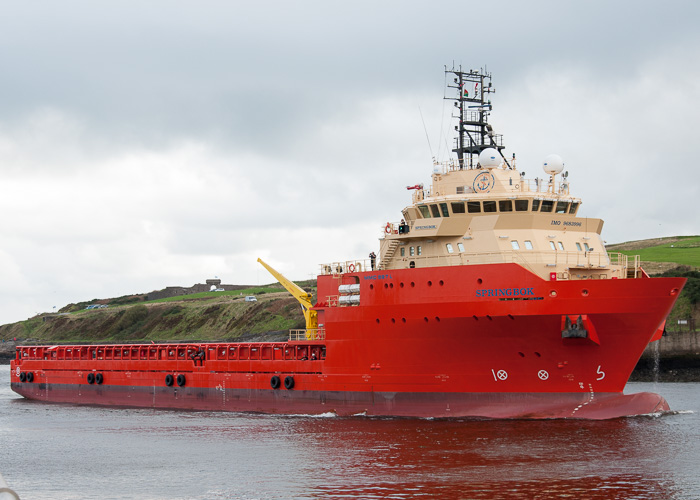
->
10, 264, 685, 419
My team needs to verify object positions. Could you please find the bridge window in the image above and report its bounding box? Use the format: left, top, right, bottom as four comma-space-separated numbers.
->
499, 200, 513, 212
483, 201, 497, 213
558, 241, 565, 250
430, 204, 441, 217
451, 202, 465, 214
440, 203, 450, 217
576, 242, 582, 251
532, 200, 541, 211
524, 240, 533, 250
446, 243, 454, 253
584, 243, 591, 251
540, 200, 554, 212
457, 242, 465, 252
467, 201, 481, 213
569, 203, 579, 214
418, 205, 431, 218
515, 200, 529, 211
549, 241, 556, 251
555, 202, 568, 214
511, 240, 520, 250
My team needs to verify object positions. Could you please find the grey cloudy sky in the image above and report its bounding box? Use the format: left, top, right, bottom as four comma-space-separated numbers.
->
1, 0, 699, 325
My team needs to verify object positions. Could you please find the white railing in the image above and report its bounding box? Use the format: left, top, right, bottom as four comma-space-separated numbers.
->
288, 329, 326, 341
319, 251, 638, 277
319, 259, 376, 275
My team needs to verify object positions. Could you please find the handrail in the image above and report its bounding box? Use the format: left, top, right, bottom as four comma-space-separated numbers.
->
288, 329, 326, 341
319, 250, 641, 277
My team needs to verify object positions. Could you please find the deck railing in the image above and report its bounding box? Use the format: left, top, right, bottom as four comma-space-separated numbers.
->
319, 251, 639, 278
288, 329, 326, 341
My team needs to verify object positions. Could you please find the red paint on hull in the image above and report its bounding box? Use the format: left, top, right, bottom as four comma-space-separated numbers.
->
10, 264, 685, 419
11, 381, 668, 420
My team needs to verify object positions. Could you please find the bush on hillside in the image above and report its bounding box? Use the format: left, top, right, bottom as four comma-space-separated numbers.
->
660, 267, 700, 305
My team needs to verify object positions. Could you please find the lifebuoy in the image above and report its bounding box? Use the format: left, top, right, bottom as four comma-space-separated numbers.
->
385, 223, 392, 234
284, 376, 295, 390
87, 373, 95, 384
165, 374, 174, 386
19, 372, 26, 382
95, 373, 103, 385
176, 374, 186, 387
348, 263, 355, 273
270, 376, 281, 389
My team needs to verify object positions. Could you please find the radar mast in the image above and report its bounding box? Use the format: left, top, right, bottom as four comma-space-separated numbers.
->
445, 66, 508, 169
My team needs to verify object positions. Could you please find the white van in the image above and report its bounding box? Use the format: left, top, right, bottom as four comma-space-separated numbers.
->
244, 296, 257, 302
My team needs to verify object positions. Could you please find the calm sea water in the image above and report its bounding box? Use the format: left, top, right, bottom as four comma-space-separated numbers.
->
1, 364, 698, 500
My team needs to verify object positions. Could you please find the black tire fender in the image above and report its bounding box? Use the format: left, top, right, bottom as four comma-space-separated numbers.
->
176, 374, 186, 387
95, 373, 103, 385
270, 376, 281, 389
284, 376, 295, 390
87, 373, 95, 384
165, 374, 174, 387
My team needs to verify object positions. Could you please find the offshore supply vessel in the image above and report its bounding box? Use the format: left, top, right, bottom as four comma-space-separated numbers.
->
11, 67, 686, 419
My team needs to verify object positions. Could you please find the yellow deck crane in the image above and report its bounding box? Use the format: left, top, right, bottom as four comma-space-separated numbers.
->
257, 258, 320, 340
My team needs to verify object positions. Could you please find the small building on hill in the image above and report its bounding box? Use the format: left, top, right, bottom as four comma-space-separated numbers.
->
147, 278, 247, 301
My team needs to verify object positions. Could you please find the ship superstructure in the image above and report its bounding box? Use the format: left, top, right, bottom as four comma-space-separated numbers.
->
375, 68, 630, 282
10, 67, 685, 419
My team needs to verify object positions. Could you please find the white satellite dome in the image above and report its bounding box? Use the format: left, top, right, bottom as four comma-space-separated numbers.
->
543, 154, 564, 175
478, 148, 501, 169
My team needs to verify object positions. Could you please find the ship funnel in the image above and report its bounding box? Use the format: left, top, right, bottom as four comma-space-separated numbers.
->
543, 154, 564, 175
478, 148, 501, 169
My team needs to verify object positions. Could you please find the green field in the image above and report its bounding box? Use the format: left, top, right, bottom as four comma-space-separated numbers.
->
618, 236, 700, 268
144, 286, 287, 304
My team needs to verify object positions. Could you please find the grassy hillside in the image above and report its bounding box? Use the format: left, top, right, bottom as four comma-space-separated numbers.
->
608, 235, 700, 268
0, 285, 310, 344
608, 236, 699, 332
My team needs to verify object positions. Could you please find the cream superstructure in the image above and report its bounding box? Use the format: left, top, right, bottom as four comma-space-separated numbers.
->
377, 154, 637, 281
